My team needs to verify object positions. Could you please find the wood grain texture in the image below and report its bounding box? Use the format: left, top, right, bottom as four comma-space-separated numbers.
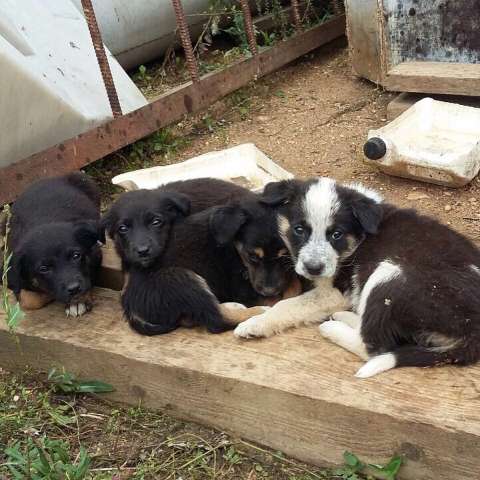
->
387, 92, 480, 120
385, 61, 480, 96
1, 288, 480, 479
97, 240, 123, 291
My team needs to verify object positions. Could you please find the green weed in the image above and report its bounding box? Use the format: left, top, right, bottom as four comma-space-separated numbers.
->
4, 437, 91, 480
1, 204, 24, 332
47, 368, 115, 395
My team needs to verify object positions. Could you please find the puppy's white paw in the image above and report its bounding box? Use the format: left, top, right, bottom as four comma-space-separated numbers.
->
318, 320, 345, 342
65, 303, 89, 317
234, 314, 268, 338
355, 353, 396, 379
330, 311, 361, 329
221, 302, 247, 310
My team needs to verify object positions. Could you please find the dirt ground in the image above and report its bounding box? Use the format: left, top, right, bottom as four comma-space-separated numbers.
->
171, 38, 480, 245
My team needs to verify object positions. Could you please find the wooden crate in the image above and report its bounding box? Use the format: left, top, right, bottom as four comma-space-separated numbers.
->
345, 0, 480, 95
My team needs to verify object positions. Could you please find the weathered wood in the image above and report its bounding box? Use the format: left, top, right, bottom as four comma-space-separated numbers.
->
344, 0, 382, 83
345, 1, 480, 93
97, 241, 123, 291
387, 92, 480, 120
1, 288, 480, 480
385, 61, 480, 96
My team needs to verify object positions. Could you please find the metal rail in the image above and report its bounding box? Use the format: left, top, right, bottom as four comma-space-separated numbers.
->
0, 0, 346, 204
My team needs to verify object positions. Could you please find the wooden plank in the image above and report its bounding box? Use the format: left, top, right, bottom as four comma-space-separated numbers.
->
97, 241, 123, 291
344, 0, 382, 83
0, 15, 345, 206
385, 61, 480, 96
1, 287, 480, 480
387, 92, 480, 120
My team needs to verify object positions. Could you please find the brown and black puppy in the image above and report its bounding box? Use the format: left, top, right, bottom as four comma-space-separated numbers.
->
164, 178, 303, 304
5, 173, 104, 316
102, 178, 302, 335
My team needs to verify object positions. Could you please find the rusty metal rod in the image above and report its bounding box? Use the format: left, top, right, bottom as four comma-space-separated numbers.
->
171, 0, 200, 82
239, 0, 258, 56
290, 0, 302, 30
331, 0, 344, 15
80, 0, 122, 118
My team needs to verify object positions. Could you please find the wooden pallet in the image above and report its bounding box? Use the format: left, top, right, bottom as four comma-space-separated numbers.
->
385, 62, 480, 97
1, 280, 480, 479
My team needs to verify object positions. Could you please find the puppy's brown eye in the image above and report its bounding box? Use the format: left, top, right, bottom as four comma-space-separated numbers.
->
118, 225, 129, 234
293, 225, 305, 236
72, 252, 81, 260
151, 218, 164, 227
38, 265, 50, 274
331, 231, 343, 241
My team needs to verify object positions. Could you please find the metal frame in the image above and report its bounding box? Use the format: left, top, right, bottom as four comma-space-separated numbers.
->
0, 1, 345, 205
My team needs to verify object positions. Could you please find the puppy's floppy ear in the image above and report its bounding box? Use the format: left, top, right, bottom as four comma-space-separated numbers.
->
260, 180, 299, 206
74, 220, 105, 249
6, 250, 25, 296
351, 198, 383, 235
210, 205, 248, 244
100, 210, 116, 240
162, 192, 191, 217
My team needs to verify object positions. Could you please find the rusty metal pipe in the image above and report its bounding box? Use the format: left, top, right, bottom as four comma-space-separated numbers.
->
171, 0, 200, 82
290, 0, 302, 30
80, 0, 122, 118
239, 0, 258, 56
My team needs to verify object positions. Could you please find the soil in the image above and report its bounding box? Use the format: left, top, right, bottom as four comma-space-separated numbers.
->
171, 38, 480, 245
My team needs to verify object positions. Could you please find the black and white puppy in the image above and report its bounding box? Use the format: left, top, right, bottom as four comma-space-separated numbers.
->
236, 177, 480, 378
5, 173, 104, 316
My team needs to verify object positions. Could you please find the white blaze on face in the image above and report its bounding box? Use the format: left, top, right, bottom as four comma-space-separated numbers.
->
297, 178, 340, 279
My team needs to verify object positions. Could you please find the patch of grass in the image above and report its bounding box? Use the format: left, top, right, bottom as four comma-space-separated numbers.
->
5, 437, 91, 480
1, 204, 24, 332
0, 370, 404, 480
84, 127, 190, 202
228, 87, 253, 119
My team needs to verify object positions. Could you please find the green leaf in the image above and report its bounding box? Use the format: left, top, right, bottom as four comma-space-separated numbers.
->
74, 380, 115, 393
47, 408, 75, 426
368, 455, 403, 479
344, 451, 364, 470
74, 447, 91, 479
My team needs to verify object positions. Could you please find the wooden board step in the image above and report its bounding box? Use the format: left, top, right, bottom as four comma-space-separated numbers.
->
385, 61, 480, 96
1, 288, 480, 480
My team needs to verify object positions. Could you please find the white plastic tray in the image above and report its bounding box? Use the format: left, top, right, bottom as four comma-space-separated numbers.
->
112, 143, 293, 192
366, 98, 480, 186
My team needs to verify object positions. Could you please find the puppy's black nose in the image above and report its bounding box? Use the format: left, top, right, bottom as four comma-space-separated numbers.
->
259, 286, 281, 297
136, 245, 151, 257
67, 282, 81, 296
305, 263, 324, 276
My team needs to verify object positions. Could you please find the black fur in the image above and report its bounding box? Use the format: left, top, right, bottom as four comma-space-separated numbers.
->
123, 267, 231, 335
6, 173, 103, 307
103, 179, 298, 335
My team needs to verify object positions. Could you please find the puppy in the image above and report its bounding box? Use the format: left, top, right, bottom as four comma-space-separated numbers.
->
5, 173, 104, 317
161, 177, 253, 212
236, 177, 480, 378
103, 189, 269, 334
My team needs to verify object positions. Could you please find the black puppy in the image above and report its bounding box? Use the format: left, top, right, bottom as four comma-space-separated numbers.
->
103, 188, 266, 335
6, 173, 104, 316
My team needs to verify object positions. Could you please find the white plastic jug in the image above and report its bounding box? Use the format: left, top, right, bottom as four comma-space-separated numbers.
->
364, 98, 480, 187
